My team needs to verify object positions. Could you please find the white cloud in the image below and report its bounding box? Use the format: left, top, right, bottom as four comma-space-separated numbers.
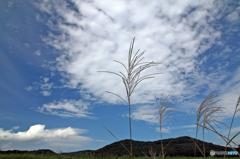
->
155, 124, 196, 134
36, 0, 222, 102
35, 0, 240, 120
131, 105, 159, 124
156, 126, 172, 134
25, 86, 32, 91
39, 77, 53, 91
12, 126, 19, 130
41, 90, 51, 96
35, 50, 41, 56
30, 76, 54, 96
37, 99, 95, 119
50, 72, 55, 77
218, 66, 240, 117
41, 83, 53, 90
213, 45, 232, 60
0, 124, 93, 149
175, 124, 196, 129
226, 11, 239, 22
43, 77, 49, 83
130, 95, 179, 124
24, 43, 30, 48
7, 1, 13, 7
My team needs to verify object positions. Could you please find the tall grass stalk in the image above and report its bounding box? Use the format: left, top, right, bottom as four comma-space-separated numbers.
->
98, 37, 161, 158
196, 90, 227, 159
227, 95, 240, 140
195, 94, 240, 158
101, 123, 131, 156
224, 95, 240, 158
142, 146, 157, 159
143, 94, 178, 159
185, 129, 204, 157
196, 123, 239, 153
195, 90, 219, 158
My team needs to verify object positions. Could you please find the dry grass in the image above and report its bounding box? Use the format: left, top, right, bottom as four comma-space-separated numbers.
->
226, 95, 240, 144
224, 95, 240, 158
195, 90, 226, 159
195, 91, 240, 159
143, 94, 178, 159
142, 146, 158, 159
98, 37, 162, 158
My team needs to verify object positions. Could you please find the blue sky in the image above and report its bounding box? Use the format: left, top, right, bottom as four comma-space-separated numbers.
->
0, 0, 240, 153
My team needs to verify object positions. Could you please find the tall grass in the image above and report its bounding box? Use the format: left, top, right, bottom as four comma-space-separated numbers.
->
226, 95, 240, 143
143, 94, 178, 159
98, 37, 161, 157
224, 95, 240, 159
101, 123, 131, 156
195, 90, 227, 159
194, 91, 240, 158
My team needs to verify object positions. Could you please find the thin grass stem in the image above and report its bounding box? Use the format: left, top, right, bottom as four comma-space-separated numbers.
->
98, 37, 161, 158
143, 94, 178, 159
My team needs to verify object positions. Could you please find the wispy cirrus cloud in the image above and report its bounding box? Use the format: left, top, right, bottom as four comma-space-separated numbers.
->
37, 99, 96, 119
155, 124, 196, 134
156, 126, 172, 134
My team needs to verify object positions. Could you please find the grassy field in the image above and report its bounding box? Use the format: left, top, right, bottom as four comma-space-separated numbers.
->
0, 153, 239, 159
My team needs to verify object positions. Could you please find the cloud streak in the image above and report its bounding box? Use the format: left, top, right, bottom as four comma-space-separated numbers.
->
38, 99, 95, 119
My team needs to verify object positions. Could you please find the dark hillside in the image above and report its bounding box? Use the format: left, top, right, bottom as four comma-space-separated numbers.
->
0, 149, 56, 155
1, 136, 238, 157
64, 136, 239, 157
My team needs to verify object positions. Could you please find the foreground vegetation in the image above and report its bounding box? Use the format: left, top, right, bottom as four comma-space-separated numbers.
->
0, 153, 239, 159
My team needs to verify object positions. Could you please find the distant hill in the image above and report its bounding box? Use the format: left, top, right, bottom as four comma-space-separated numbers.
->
0, 149, 56, 155
63, 136, 239, 157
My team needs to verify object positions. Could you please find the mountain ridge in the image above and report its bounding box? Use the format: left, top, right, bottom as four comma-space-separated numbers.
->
63, 136, 239, 157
